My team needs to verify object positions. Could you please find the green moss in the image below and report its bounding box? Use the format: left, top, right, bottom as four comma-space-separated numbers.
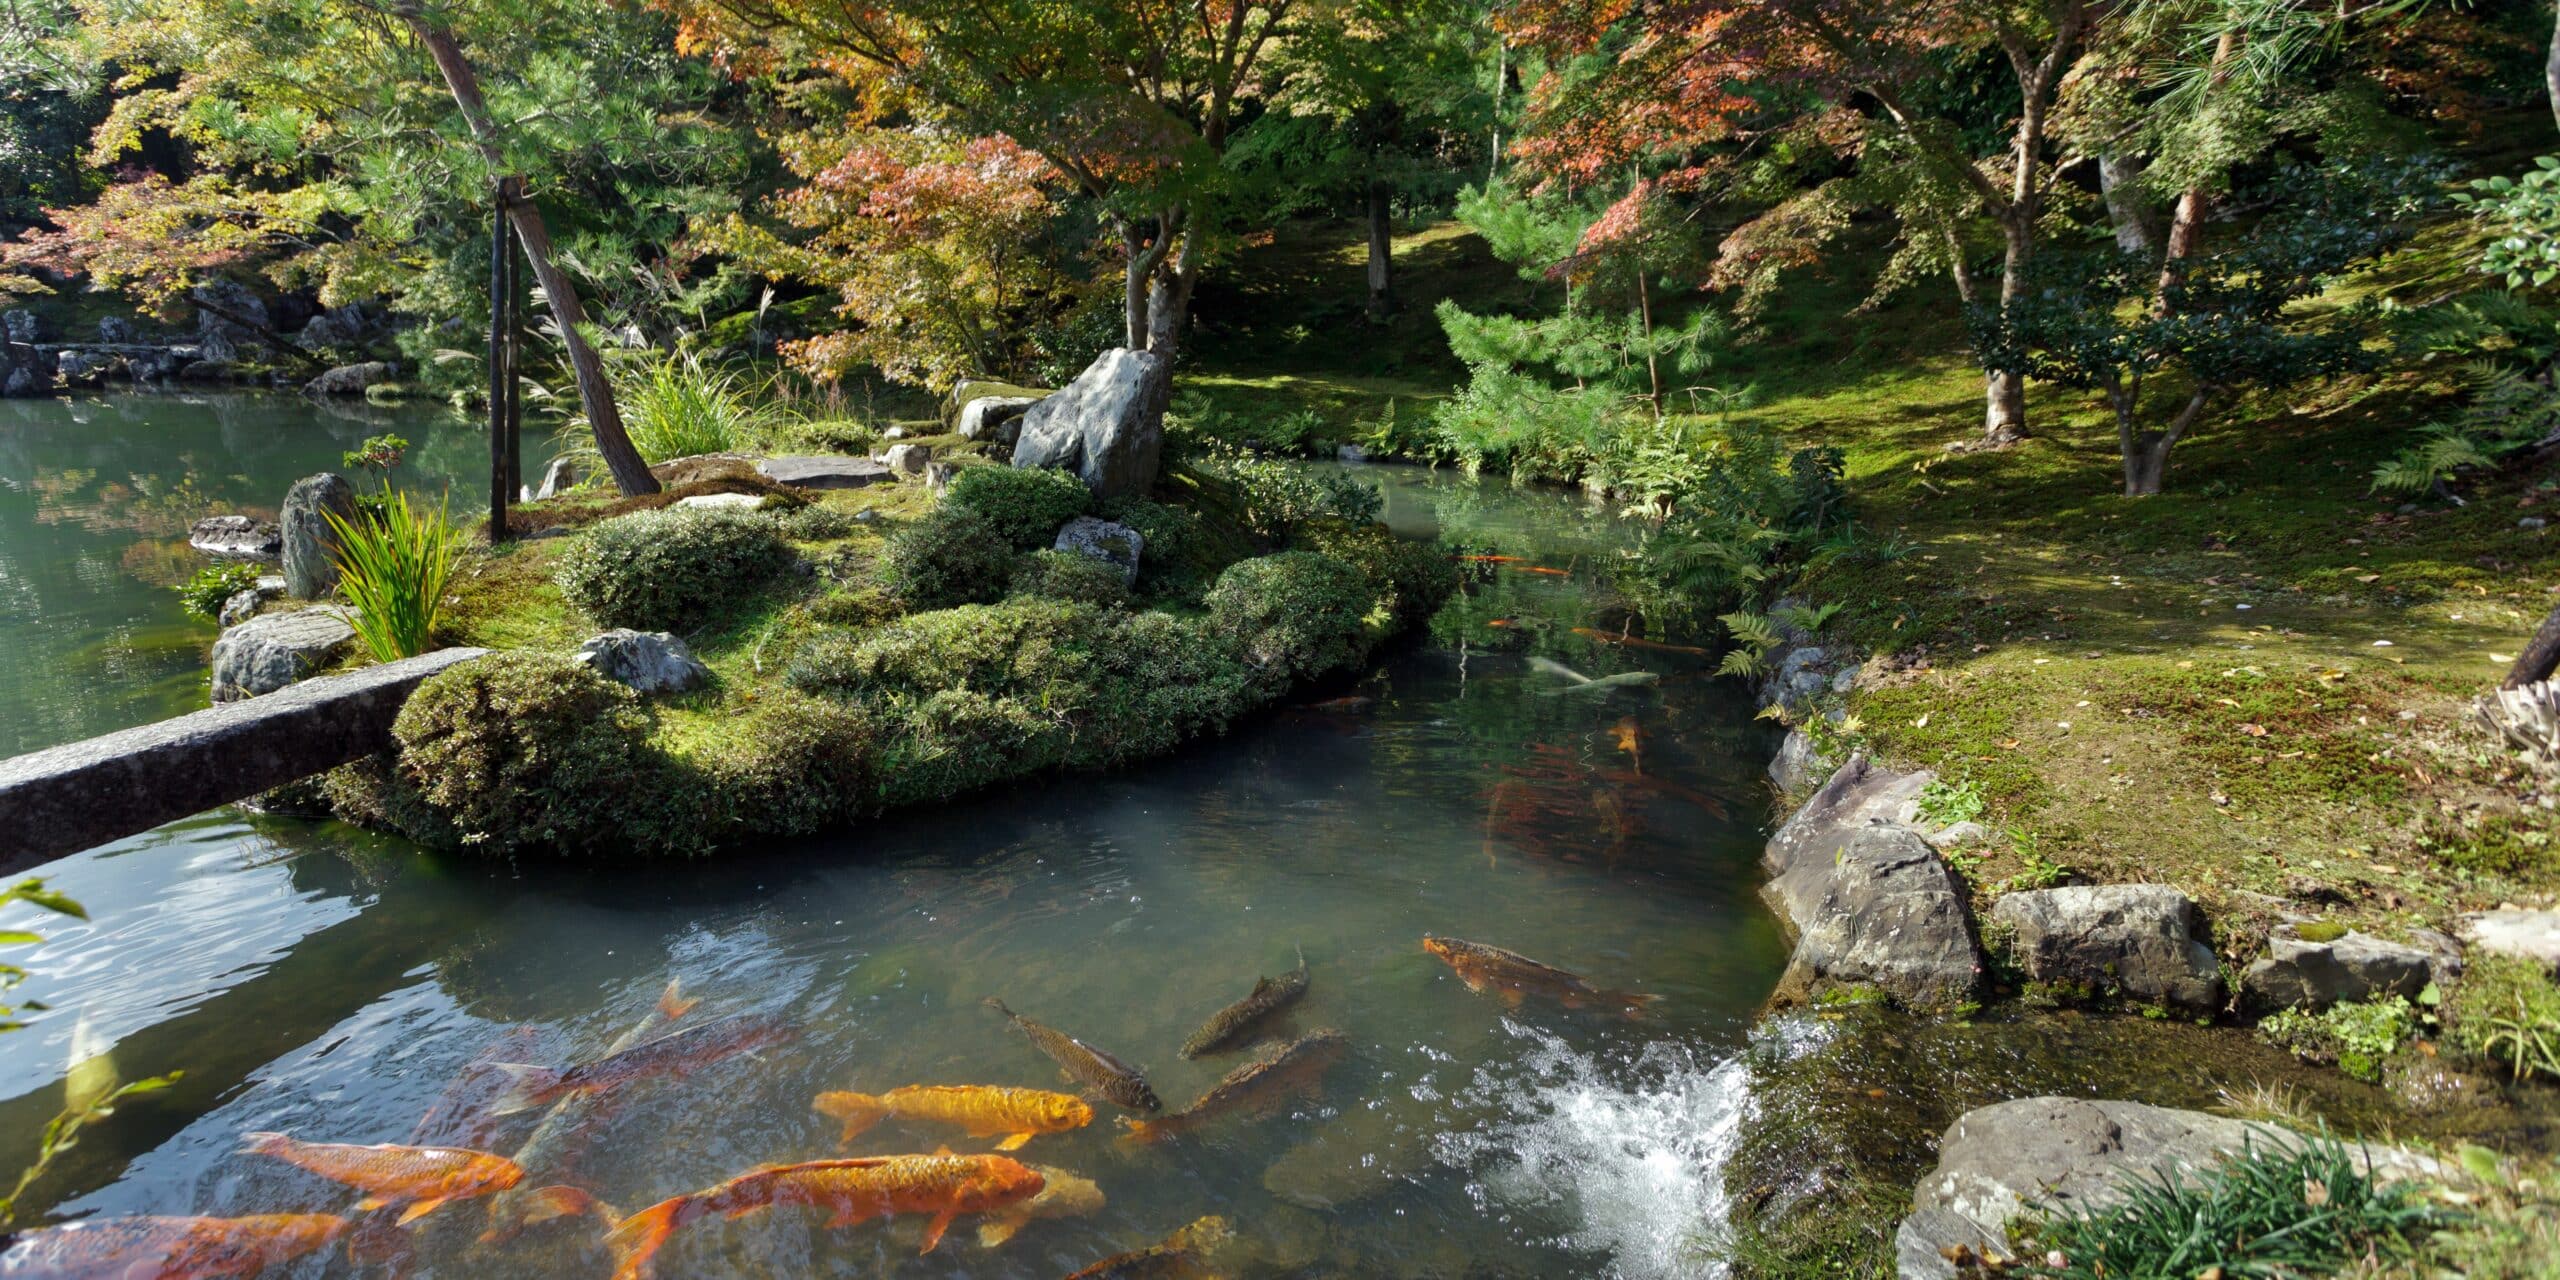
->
878, 506, 1018, 609
1205, 550, 1378, 685
2294, 921, 2351, 943
554, 506, 795, 631
1008, 549, 1131, 608
387, 653, 651, 854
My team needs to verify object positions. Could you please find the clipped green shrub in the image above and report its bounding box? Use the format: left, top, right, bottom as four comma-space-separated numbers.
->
2020, 1131, 2441, 1279
791, 598, 1108, 701
1197, 450, 1383, 543
640, 692, 878, 852
877, 687, 1065, 808
877, 506, 1018, 609
1205, 551, 1377, 684
391, 653, 651, 854
1079, 611, 1258, 762
943, 465, 1092, 549
804, 584, 903, 628
778, 502, 857, 541
555, 506, 793, 630
1099, 496, 1246, 604
1009, 549, 1131, 607
2447, 954, 2560, 1081
1292, 518, 1458, 631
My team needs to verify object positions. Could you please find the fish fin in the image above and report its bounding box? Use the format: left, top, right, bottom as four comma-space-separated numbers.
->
1620, 993, 1661, 1021
603, 1195, 691, 1280
933, 1144, 955, 1157
920, 1208, 955, 1254
356, 1195, 391, 1212
981, 996, 1013, 1019
812, 1092, 885, 1147
484, 1063, 566, 1116
238, 1130, 289, 1156
977, 1213, 1026, 1249
1294, 943, 1306, 973
997, 1132, 1032, 1152
657, 981, 698, 1022
1458, 972, 1489, 993
395, 1197, 450, 1227
1118, 1118, 1164, 1145
1500, 988, 1526, 1008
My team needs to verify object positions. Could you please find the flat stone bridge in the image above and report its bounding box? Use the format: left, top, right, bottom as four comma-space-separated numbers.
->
0, 648, 485, 873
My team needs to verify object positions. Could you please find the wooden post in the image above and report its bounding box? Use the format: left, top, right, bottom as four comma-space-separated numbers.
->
502, 184, 524, 504
487, 178, 517, 542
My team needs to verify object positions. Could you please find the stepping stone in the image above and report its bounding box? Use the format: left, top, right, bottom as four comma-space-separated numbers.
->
756, 455, 894, 490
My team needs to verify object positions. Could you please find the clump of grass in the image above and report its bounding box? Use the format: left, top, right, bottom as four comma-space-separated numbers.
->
175, 561, 261, 620
2446, 954, 2560, 1082
591, 350, 776, 465
2020, 1130, 2443, 1279
1915, 777, 1989, 827
327, 491, 461, 661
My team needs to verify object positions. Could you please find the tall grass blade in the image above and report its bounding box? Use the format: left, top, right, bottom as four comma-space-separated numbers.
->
326, 491, 461, 662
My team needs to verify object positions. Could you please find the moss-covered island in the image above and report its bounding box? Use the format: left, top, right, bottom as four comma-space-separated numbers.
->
311, 454, 1453, 856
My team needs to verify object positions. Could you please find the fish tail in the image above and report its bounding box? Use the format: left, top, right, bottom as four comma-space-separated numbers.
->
1617, 992, 1661, 1020
657, 981, 698, 1022
981, 997, 1014, 1020
1293, 943, 1306, 972
812, 1092, 887, 1146
603, 1194, 693, 1280
485, 1063, 567, 1116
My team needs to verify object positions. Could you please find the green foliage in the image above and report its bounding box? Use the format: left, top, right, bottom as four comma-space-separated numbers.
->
1097, 495, 1242, 604
777, 501, 856, 541
175, 561, 262, 620
2457, 156, 2560, 290
647, 692, 875, 850
2374, 293, 2560, 494
1008, 549, 1131, 608
554, 506, 793, 630
340, 433, 409, 481
942, 464, 1093, 549
615, 350, 774, 463
1193, 448, 1383, 544
1625, 417, 1845, 626
2408, 1148, 2560, 1280
878, 506, 1019, 610
1205, 550, 1378, 684
2446, 954, 2560, 1081
1915, 778, 1989, 827
1291, 519, 1459, 632
2259, 995, 2419, 1082
2019, 1130, 2441, 1279
392, 652, 651, 855
326, 490, 460, 661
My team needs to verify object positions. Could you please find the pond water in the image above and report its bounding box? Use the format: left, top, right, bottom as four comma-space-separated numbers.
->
0, 393, 1793, 1278
0, 394, 2480, 1278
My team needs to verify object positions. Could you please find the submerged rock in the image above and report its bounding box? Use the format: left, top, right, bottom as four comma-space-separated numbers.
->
1010, 347, 1167, 499
303, 360, 397, 397
1895, 1096, 2441, 1279
189, 514, 282, 560
2239, 923, 2448, 1014
280, 473, 358, 599
1054, 516, 1144, 586
1263, 1106, 1432, 1210
571, 629, 709, 695
211, 607, 356, 702
757, 454, 894, 490
1990, 884, 2224, 1014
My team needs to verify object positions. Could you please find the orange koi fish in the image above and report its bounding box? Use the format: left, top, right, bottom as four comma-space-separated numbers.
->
240, 1133, 522, 1225
1064, 1215, 1234, 1279
1571, 627, 1711, 656
1453, 554, 1527, 564
1486, 618, 1519, 629
1504, 565, 1572, 577
486, 1014, 795, 1115
604, 1155, 1045, 1279
976, 1165, 1104, 1248
1610, 717, 1641, 756
812, 1085, 1093, 1151
1298, 695, 1375, 714
0, 1214, 346, 1279
1421, 935, 1658, 1019
1123, 1030, 1347, 1144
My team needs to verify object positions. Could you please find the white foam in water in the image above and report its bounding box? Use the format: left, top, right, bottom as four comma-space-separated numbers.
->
1435, 1018, 1832, 1280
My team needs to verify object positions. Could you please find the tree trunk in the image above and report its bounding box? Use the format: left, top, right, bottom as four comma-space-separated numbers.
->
2548, 0, 2559, 134
1145, 225, 1199, 360
401, 9, 657, 496
2099, 153, 2160, 255
488, 182, 515, 542
1637, 268, 1662, 418
1365, 181, 1395, 322
1984, 368, 2028, 446
2507, 603, 2560, 688
2122, 432, 2170, 496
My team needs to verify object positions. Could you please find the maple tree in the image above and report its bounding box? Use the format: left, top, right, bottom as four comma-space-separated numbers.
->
669, 0, 1342, 379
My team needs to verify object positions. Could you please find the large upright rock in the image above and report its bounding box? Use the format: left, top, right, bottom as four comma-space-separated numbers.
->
1010, 348, 1167, 499
957, 394, 1037, 445
210, 607, 356, 702
1772, 826, 1982, 1009
1991, 884, 2225, 1014
280, 473, 359, 599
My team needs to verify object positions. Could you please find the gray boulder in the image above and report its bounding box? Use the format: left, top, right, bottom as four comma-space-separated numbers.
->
1990, 885, 2224, 1013
293, 303, 371, 350
572, 629, 709, 695
56, 350, 106, 387
924, 461, 956, 492
1764, 753, 1934, 879
956, 394, 1036, 444
177, 358, 238, 383
2461, 908, 2560, 972
1337, 443, 1371, 463
210, 607, 356, 702
1767, 725, 1832, 795
98, 316, 137, 344
944, 377, 1047, 424
1771, 825, 1982, 1009
303, 361, 397, 397
530, 456, 578, 501
1896, 1097, 2441, 1279
675, 492, 763, 510
125, 346, 183, 382
884, 443, 934, 475
190, 278, 269, 348
757, 455, 894, 490
216, 575, 287, 629
189, 514, 282, 560
280, 473, 359, 599
3, 309, 37, 343
1010, 347, 1168, 499
1054, 516, 1145, 586
2240, 923, 2447, 1014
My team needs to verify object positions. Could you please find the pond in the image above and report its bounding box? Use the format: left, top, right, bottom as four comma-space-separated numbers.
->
0, 393, 1793, 1278
0, 395, 2461, 1278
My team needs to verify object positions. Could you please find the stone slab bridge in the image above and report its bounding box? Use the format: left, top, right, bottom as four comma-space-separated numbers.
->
0, 649, 486, 874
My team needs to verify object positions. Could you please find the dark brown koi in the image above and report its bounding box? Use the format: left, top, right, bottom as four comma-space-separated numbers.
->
984, 999, 1160, 1112
1422, 935, 1657, 1019
1062, 1215, 1233, 1279
1124, 1029, 1347, 1144
1178, 947, 1308, 1059
486, 1014, 795, 1115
